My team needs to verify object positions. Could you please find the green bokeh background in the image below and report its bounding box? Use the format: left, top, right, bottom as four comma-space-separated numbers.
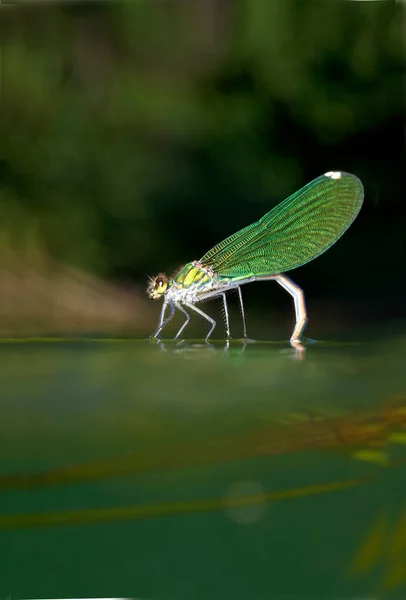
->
1, 0, 405, 338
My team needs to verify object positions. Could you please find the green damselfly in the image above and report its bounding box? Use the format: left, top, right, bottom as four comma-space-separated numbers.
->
148, 171, 364, 347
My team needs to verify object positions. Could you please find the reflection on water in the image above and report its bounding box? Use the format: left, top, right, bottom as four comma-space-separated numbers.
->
1, 332, 406, 599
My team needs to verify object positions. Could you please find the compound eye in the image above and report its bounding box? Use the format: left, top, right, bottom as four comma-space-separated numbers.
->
155, 275, 168, 294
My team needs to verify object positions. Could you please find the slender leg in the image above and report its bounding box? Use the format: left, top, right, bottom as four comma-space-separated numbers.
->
174, 304, 191, 339
274, 274, 308, 347
183, 301, 216, 341
221, 293, 231, 339
236, 285, 248, 339
151, 299, 175, 339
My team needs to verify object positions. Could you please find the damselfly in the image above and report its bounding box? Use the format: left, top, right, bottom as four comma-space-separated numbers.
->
147, 171, 364, 347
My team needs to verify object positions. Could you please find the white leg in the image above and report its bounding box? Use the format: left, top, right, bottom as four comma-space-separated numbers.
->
196, 285, 248, 340
236, 285, 248, 339
151, 299, 175, 339
174, 304, 191, 339
221, 293, 231, 339
274, 274, 308, 347
183, 301, 216, 341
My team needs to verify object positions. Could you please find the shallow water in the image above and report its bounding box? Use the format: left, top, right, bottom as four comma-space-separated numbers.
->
1, 331, 406, 599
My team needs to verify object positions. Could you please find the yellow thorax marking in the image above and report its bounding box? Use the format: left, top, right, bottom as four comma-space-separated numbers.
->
175, 263, 212, 289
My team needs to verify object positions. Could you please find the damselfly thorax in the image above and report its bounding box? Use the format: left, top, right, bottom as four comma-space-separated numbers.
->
147, 171, 364, 347
172, 261, 216, 296
149, 261, 238, 299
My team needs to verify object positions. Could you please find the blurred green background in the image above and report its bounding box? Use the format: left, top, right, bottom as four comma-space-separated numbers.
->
1, 0, 405, 339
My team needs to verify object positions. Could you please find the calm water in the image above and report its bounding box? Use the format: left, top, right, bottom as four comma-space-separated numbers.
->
1, 330, 406, 600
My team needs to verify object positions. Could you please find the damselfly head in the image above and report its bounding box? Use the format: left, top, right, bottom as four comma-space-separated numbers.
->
147, 273, 168, 300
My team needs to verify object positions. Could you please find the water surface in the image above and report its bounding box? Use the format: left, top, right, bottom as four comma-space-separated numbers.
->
1, 332, 406, 599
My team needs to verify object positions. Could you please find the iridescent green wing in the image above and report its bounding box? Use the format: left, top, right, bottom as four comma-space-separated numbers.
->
199, 172, 364, 278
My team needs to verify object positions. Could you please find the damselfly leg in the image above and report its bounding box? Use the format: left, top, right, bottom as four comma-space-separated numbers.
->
174, 304, 191, 339
220, 292, 231, 339
236, 285, 248, 339
258, 274, 308, 347
151, 299, 175, 339
183, 301, 216, 341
